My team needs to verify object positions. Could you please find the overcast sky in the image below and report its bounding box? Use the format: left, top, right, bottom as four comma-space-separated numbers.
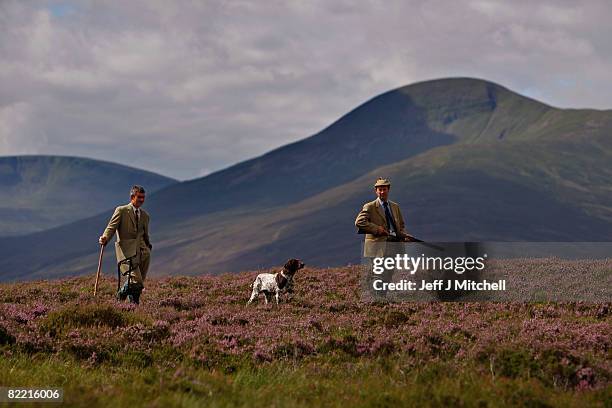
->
1, 0, 611, 180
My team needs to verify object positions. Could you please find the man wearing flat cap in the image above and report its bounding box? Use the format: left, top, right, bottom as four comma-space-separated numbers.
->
355, 177, 413, 300
355, 177, 412, 257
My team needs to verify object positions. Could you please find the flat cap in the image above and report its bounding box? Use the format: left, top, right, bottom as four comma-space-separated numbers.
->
374, 177, 391, 187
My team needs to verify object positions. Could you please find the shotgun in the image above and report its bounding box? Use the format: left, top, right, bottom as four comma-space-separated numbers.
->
357, 228, 444, 251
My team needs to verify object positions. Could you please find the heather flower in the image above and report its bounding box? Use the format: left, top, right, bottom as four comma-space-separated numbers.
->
576, 367, 596, 389
0, 261, 607, 389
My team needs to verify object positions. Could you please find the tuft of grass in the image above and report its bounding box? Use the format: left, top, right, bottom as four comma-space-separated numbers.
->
40, 303, 146, 337
0, 353, 607, 407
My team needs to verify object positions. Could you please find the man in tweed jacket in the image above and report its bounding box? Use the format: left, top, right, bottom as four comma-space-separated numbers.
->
99, 185, 152, 304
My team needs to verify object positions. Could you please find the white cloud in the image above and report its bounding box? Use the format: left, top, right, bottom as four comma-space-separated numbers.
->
0, 102, 48, 153
0, 0, 610, 179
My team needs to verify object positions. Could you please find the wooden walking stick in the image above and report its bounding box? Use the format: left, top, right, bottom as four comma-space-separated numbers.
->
93, 243, 105, 296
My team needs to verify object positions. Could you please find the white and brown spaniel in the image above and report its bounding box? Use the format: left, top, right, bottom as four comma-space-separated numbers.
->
247, 258, 305, 305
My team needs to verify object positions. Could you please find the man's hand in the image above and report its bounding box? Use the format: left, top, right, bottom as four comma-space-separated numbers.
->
375, 226, 389, 236
401, 233, 418, 242
99, 236, 108, 246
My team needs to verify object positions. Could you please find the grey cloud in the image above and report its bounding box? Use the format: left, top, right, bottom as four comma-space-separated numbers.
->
0, 0, 610, 179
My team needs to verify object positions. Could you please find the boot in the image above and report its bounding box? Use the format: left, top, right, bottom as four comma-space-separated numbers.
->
116, 280, 130, 301
127, 283, 144, 304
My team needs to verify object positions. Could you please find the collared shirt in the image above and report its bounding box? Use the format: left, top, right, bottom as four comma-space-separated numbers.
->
130, 204, 140, 226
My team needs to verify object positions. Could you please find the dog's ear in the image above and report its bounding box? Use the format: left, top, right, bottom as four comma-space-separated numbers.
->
285, 258, 299, 271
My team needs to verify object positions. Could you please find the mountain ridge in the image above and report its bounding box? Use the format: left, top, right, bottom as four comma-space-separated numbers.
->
1, 77, 610, 281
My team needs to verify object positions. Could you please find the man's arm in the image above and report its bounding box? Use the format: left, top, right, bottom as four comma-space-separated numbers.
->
355, 203, 386, 235
396, 205, 407, 236
99, 206, 121, 245
395, 205, 416, 240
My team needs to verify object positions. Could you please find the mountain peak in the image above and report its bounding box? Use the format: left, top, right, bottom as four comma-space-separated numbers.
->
393, 77, 547, 110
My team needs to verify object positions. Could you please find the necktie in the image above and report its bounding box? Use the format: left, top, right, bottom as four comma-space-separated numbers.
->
383, 201, 397, 233
135, 209, 140, 228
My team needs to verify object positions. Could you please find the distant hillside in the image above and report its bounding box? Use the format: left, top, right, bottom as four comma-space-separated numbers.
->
0, 156, 177, 236
1, 77, 611, 281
